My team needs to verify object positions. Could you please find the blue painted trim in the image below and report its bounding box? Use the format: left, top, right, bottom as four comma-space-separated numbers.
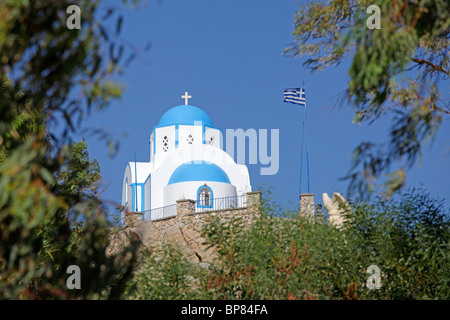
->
158, 105, 213, 127
125, 161, 151, 214
175, 124, 179, 148
168, 161, 231, 185
153, 123, 220, 131
152, 129, 155, 156
197, 184, 213, 208
202, 122, 205, 144
125, 162, 131, 176
130, 182, 145, 212
144, 173, 151, 185
132, 184, 136, 211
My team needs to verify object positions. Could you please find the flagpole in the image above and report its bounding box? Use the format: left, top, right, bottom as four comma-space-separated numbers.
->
303, 81, 311, 193
305, 106, 310, 193
283, 84, 310, 197
299, 121, 305, 196
134, 153, 138, 212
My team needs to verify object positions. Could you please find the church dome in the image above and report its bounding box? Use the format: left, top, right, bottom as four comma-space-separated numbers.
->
158, 105, 213, 127
168, 161, 230, 185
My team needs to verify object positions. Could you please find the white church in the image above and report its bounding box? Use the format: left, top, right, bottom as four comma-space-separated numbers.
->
121, 92, 252, 221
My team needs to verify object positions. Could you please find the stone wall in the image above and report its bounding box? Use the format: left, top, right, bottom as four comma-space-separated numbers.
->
116, 191, 261, 267
298, 193, 315, 218
125, 211, 142, 227
176, 199, 196, 215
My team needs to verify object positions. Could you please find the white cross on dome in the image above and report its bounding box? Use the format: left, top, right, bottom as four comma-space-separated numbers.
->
181, 91, 191, 105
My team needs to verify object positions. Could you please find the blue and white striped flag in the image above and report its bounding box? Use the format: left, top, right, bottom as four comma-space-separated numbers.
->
284, 88, 306, 106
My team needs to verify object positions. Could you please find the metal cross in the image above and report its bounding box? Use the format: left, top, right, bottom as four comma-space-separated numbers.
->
181, 91, 192, 105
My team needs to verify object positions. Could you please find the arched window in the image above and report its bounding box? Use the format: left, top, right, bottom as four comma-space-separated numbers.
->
197, 184, 213, 208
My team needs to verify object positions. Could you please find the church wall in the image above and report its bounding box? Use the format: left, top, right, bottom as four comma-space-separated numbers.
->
122, 162, 152, 216
163, 181, 237, 208
178, 124, 202, 148
123, 165, 132, 211
127, 183, 133, 211
154, 125, 175, 155
121, 165, 132, 225
150, 130, 154, 160
204, 126, 222, 148
144, 174, 151, 220
149, 144, 251, 211
234, 164, 252, 194
132, 184, 144, 212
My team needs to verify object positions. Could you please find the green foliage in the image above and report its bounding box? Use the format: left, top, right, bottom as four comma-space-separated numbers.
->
0, 0, 148, 149
127, 244, 203, 300
0, 134, 140, 299
284, 0, 450, 197
0, 74, 46, 163
0, 0, 146, 299
345, 189, 450, 298
128, 189, 450, 300
0, 135, 139, 299
55, 140, 101, 208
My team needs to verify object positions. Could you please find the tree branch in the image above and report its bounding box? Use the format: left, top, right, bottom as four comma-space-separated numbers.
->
411, 57, 449, 76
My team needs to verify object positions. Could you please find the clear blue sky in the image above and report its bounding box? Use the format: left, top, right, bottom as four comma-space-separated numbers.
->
78, 0, 450, 216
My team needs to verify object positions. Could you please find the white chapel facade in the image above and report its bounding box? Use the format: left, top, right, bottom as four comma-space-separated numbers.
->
121, 92, 252, 221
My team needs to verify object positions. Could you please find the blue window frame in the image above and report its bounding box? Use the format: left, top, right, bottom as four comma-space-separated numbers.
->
197, 184, 213, 208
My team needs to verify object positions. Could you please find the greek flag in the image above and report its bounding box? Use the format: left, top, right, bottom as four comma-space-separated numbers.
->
284, 88, 306, 106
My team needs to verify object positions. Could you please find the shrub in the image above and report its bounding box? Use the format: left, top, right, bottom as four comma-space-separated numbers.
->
128, 188, 450, 300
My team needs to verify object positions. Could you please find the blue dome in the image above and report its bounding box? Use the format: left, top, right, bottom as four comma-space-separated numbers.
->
168, 161, 230, 185
158, 105, 213, 127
